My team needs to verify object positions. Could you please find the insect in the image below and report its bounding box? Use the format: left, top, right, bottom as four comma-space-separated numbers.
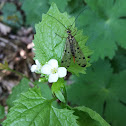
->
47, 10, 87, 68
61, 28, 86, 68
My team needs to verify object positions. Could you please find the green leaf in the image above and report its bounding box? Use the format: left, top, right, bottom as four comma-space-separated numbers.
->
66, 0, 85, 14
35, 81, 53, 100
111, 47, 126, 73
33, 3, 92, 75
2, 2, 23, 27
49, 0, 68, 12
36, 81, 60, 108
77, 0, 126, 61
3, 87, 78, 126
7, 78, 30, 108
21, 0, 49, 26
52, 79, 65, 103
0, 105, 5, 120
67, 59, 126, 126
104, 70, 126, 126
73, 106, 110, 126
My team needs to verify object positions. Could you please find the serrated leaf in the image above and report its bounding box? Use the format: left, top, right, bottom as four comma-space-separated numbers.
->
67, 59, 126, 126
0, 105, 5, 120
2, 2, 23, 27
33, 3, 92, 75
49, 0, 68, 12
21, 0, 49, 26
35, 81, 60, 108
7, 78, 30, 108
52, 79, 65, 103
3, 87, 78, 126
77, 0, 126, 62
35, 81, 53, 100
74, 106, 110, 126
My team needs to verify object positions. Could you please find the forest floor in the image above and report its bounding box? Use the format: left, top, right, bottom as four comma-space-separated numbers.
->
0, 0, 40, 121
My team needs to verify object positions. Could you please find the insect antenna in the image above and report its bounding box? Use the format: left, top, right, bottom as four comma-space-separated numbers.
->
46, 14, 67, 29
69, 7, 88, 29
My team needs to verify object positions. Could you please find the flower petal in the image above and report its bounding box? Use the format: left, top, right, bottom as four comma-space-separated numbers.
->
48, 73, 58, 83
31, 65, 37, 72
41, 64, 51, 75
48, 59, 58, 69
35, 59, 41, 69
58, 67, 67, 78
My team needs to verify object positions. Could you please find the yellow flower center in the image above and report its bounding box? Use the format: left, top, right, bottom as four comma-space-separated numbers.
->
51, 68, 58, 74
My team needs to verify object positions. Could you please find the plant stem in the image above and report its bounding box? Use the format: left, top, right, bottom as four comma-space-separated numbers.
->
7, 67, 29, 79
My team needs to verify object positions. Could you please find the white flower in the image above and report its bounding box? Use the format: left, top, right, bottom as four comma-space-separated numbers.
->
41, 59, 67, 83
31, 60, 42, 73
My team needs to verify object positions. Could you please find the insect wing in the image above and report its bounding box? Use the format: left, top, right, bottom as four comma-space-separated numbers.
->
61, 38, 72, 68
73, 38, 87, 67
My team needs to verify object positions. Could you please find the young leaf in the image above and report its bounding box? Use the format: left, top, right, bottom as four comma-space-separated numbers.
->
33, 3, 92, 75
49, 0, 68, 12
52, 79, 65, 103
73, 106, 110, 126
3, 87, 78, 126
7, 78, 30, 108
77, 0, 126, 62
67, 59, 126, 126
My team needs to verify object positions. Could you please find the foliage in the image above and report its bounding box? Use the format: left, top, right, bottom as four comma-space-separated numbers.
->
73, 106, 110, 126
33, 3, 92, 75
66, 0, 85, 14
7, 78, 30, 108
21, 0, 49, 27
111, 47, 126, 73
6, 79, 55, 108
36, 81, 53, 100
3, 87, 109, 126
77, 0, 126, 62
1, 2, 23, 27
67, 59, 126, 126
1, 0, 126, 125
51, 79, 65, 103
3, 87, 78, 126
49, 0, 68, 12
0, 105, 5, 120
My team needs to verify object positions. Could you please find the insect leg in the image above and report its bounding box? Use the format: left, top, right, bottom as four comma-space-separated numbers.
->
55, 33, 66, 39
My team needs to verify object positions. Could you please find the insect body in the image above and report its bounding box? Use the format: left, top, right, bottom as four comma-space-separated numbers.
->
61, 29, 87, 68
47, 14, 87, 68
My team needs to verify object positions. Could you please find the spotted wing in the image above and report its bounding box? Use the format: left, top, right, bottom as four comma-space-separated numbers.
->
73, 38, 87, 67
61, 38, 72, 68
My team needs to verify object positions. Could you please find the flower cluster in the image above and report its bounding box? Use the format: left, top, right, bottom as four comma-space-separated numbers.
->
31, 59, 67, 83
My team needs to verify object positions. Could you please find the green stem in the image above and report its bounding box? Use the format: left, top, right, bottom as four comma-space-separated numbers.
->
65, 104, 73, 110
6, 67, 35, 85
7, 67, 29, 79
